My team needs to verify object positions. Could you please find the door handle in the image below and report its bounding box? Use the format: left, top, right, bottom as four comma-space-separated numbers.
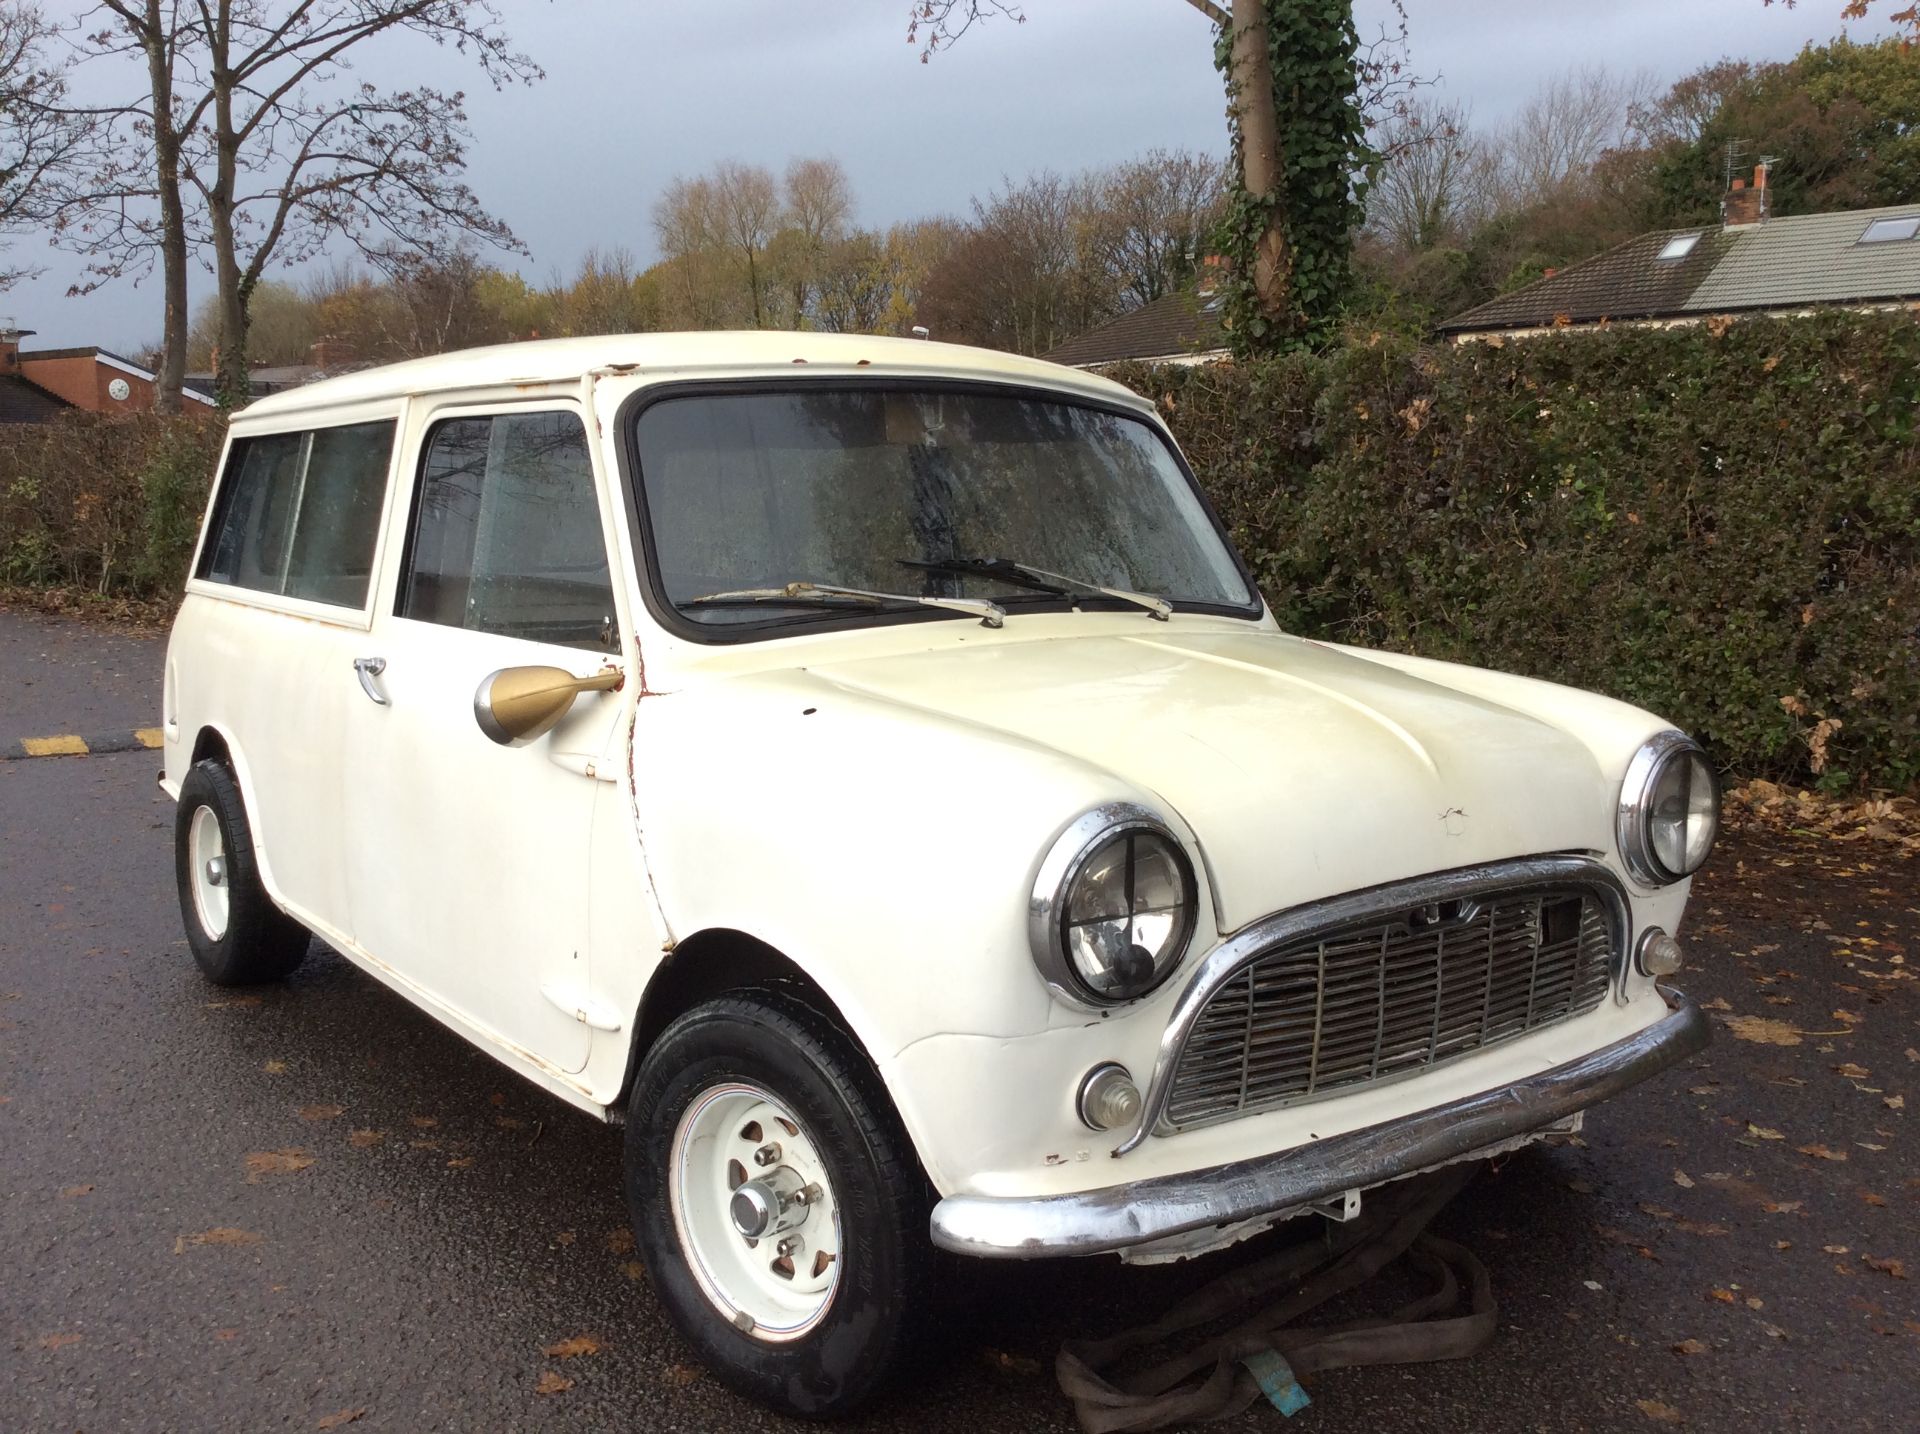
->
353, 656, 390, 706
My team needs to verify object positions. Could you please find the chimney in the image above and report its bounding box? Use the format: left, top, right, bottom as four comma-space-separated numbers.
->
1723, 161, 1770, 228
309, 335, 356, 370
0, 321, 35, 369
1196, 254, 1226, 297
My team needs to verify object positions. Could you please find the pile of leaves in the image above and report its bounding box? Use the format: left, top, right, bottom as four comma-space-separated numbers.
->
1725, 779, 1920, 855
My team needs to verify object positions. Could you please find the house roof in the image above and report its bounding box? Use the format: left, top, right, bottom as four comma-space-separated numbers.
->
20, 345, 218, 405
1438, 203, 1920, 334
0, 372, 73, 423
1042, 290, 1230, 367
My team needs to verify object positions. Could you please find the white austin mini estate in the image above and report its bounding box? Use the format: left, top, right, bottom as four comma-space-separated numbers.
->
162, 332, 1716, 1415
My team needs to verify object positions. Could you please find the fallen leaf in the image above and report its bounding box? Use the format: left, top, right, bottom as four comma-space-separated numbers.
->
1567, 1177, 1596, 1194
1673, 1170, 1696, 1189
1863, 1255, 1907, 1279
1825, 1245, 1851, 1254
621, 1260, 646, 1281
36, 1333, 82, 1351
1674, 1219, 1730, 1236
316, 1409, 366, 1430
1774, 1240, 1793, 1250
982, 1347, 1044, 1375
1906, 1048, 1919, 1063
214, 1328, 240, 1341
662, 1363, 701, 1387
1834, 1062, 1871, 1079
1637, 1399, 1684, 1424
1709, 1288, 1736, 1303
534, 1371, 574, 1396
605, 1228, 635, 1255
1762, 1200, 1802, 1215
297, 1104, 344, 1122
59, 1184, 94, 1198
1700, 997, 1732, 1012
243, 1148, 314, 1183
407, 1138, 440, 1151
346, 1129, 383, 1148
1863, 1192, 1888, 1207
408, 1115, 438, 1129
1887, 1095, 1906, 1111
446, 1156, 474, 1169
262, 1059, 287, 1075
1747, 1124, 1785, 1141
1724, 1016, 1801, 1046
1671, 1338, 1709, 1356
554, 1230, 576, 1246
542, 1334, 603, 1359
1640, 1203, 1677, 1220
175, 1227, 262, 1252
1798, 1143, 1848, 1162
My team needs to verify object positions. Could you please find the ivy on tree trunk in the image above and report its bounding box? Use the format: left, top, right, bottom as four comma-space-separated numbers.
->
1215, 0, 1376, 356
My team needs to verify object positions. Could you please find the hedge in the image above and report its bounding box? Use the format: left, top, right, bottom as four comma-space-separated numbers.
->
1112, 310, 1920, 792
0, 411, 224, 600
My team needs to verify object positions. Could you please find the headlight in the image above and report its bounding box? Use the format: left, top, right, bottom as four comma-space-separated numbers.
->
1617, 732, 1720, 885
1030, 805, 1197, 1007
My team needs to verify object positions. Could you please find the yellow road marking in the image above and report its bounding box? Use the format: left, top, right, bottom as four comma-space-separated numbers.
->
134, 727, 164, 749
22, 735, 88, 757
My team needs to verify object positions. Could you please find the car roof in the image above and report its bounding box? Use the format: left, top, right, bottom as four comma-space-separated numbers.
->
233, 330, 1151, 422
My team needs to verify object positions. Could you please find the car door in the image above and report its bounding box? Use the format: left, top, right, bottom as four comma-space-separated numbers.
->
184, 416, 402, 938
339, 401, 626, 1077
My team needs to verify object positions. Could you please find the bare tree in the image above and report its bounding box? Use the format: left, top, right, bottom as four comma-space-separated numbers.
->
1494, 66, 1654, 207
0, 2, 88, 291
1082, 147, 1227, 308
711, 160, 780, 328
1367, 99, 1485, 252
782, 155, 852, 323
66, 2, 540, 408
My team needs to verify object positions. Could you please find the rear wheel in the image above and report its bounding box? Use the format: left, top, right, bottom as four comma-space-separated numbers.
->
624, 990, 928, 1417
174, 759, 309, 986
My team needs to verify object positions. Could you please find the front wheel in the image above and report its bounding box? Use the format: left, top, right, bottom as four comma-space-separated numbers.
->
624, 991, 929, 1417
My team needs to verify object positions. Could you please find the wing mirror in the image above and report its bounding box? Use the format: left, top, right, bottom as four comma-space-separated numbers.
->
474, 665, 624, 747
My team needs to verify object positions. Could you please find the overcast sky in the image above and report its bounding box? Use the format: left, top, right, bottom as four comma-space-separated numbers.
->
7, 0, 1894, 353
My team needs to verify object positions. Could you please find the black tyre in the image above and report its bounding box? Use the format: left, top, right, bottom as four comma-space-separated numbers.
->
624, 989, 929, 1418
174, 759, 309, 986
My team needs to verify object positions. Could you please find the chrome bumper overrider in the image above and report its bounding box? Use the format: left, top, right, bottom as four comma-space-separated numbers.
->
929, 993, 1709, 1259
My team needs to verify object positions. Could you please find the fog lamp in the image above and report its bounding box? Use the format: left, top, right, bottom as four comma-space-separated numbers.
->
1636, 928, 1684, 978
1079, 1063, 1142, 1132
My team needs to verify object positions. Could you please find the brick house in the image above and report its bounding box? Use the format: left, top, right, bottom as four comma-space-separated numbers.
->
0, 326, 215, 420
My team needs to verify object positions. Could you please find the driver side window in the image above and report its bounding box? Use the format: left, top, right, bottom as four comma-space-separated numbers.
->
398, 410, 618, 652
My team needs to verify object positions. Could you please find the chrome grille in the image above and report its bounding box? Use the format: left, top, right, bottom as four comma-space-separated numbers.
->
1164, 890, 1615, 1130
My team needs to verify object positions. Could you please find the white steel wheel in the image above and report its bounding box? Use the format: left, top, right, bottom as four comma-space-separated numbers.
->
187, 803, 230, 940
668, 1080, 843, 1342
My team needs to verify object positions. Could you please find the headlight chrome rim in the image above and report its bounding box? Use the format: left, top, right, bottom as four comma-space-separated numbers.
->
1617, 731, 1720, 887
1030, 803, 1197, 1009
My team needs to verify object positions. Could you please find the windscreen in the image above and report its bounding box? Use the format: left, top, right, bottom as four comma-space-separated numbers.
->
633, 387, 1256, 631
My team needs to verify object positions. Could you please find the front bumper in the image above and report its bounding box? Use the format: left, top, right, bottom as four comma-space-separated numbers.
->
929, 992, 1709, 1259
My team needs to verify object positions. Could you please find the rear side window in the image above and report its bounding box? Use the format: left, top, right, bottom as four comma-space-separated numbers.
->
398, 410, 616, 652
197, 420, 395, 607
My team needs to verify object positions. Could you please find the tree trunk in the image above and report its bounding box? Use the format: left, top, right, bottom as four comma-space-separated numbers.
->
1229, 0, 1289, 326
139, 2, 187, 415
207, 11, 251, 410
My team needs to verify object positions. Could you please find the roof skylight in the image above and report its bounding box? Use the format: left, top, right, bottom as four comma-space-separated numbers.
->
1656, 233, 1702, 261
1858, 215, 1920, 245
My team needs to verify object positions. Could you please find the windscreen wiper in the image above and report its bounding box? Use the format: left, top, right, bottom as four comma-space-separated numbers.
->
683, 581, 1006, 628
899, 556, 1172, 621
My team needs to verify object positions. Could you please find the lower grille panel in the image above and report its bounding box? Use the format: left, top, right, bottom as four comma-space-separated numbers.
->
1163, 889, 1615, 1130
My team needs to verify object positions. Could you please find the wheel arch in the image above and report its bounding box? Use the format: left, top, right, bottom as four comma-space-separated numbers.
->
180, 721, 287, 909
616, 929, 885, 1115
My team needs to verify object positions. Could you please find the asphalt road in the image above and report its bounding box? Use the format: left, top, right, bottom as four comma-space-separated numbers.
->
3, 604, 1916, 1433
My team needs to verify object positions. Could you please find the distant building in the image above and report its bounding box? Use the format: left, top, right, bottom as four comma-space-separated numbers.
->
187, 337, 368, 405
0, 326, 216, 421
1043, 283, 1230, 369
1438, 164, 1920, 340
